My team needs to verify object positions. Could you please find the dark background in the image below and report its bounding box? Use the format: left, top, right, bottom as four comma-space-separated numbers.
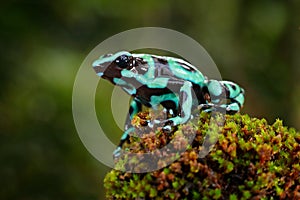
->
0, 1, 299, 199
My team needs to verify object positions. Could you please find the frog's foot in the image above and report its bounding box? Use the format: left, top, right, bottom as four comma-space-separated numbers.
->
222, 102, 241, 114
113, 146, 122, 160
198, 103, 216, 112
113, 127, 136, 159
198, 103, 240, 114
153, 119, 177, 133
144, 118, 170, 132
146, 119, 157, 129
162, 125, 175, 133
139, 119, 150, 127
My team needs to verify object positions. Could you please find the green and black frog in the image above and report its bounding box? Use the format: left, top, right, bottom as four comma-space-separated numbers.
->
93, 51, 245, 158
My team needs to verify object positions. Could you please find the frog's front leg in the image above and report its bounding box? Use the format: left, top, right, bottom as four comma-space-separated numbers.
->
113, 127, 135, 159
129, 98, 142, 120
113, 99, 142, 159
123, 98, 142, 140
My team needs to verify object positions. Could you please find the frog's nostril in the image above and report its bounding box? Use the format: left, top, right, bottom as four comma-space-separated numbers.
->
93, 53, 113, 67
93, 59, 108, 68
100, 53, 113, 59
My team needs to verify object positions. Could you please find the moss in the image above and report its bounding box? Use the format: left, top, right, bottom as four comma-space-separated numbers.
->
104, 111, 300, 199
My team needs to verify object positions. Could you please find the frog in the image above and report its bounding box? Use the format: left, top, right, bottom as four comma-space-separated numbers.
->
93, 51, 245, 158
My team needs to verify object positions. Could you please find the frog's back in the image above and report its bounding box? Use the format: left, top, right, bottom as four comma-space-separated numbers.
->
133, 53, 206, 87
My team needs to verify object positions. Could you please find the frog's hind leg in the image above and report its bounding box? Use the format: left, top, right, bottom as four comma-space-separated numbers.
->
163, 80, 193, 130
203, 80, 245, 114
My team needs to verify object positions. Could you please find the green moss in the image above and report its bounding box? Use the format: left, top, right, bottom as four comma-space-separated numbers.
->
104, 111, 300, 199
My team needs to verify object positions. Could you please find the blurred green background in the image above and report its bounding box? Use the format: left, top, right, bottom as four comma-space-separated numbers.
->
0, 0, 299, 199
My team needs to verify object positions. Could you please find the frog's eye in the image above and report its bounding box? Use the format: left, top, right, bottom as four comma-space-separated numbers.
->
115, 55, 130, 68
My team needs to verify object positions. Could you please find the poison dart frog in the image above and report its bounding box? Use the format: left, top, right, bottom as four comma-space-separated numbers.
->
93, 51, 245, 158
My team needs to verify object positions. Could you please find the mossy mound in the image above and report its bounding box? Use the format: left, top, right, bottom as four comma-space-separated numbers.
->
104, 112, 300, 200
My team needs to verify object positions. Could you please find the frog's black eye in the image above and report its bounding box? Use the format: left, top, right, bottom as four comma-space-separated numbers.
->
115, 55, 130, 68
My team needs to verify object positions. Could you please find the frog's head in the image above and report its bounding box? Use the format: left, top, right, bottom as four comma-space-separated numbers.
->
93, 51, 135, 83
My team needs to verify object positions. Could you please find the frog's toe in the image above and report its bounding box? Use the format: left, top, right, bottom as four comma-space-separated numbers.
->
147, 122, 154, 128
113, 146, 122, 160
147, 119, 159, 128
140, 119, 149, 126
162, 125, 172, 133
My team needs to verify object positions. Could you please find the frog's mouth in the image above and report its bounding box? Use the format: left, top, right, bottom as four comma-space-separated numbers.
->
93, 59, 114, 77
93, 64, 105, 77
